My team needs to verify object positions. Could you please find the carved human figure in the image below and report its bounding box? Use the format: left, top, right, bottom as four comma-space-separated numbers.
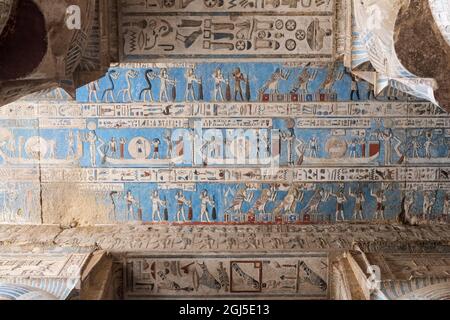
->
175, 191, 191, 223
48, 139, 56, 159
185, 68, 200, 102
443, 193, 450, 221
67, 131, 75, 159
423, 192, 435, 219
151, 190, 166, 222
159, 68, 176, 102
109, 137, 117, 158
152, 138, 161, 159
85, 131, 98, 167
118, 70, 138, 102
349, 139, 357, 158
371, 189, 386, 220
87, 80, 100, 102
381, 129, 393, 165
332, 191, 347, 222
350, 74, 360, 101
281, 130, 295, 166
119, 138, 126, 159
404, 192, 415, 216
163, 131, 173, 159
295, 138, 306, 165
349, 189, 365, 220
125, 190, 136, 220
308, 136, 319, 158
200, 190, 214, 223
411, 137, 421, 158
213, 68, 226, 101
232, 67, 245, 101
424, 134, 435, 159
209, 136, 221, 159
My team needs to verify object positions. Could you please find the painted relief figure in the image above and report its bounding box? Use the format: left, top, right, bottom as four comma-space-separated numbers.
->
248, 185, 277, 221
424, 132, 435, 159
302, 188, 330, 220
423, 192, 435, 219
109, 137, 117, 158
84, 131, 98, 167
273, 185, 304, 219
5, 136, 16, 157
67, 131, 75, 159
47, 139, 57, 159
118, 69, 139, 102
232, 68, 245, 101
291, 68, 317, 94
308, 136, 319, 158
125, 190, 137, 220
151, 190, 166, 222
102, 70, 120, 103
259, 68, 291, 94
163, 130, 173, 159
350, 74, 360, 101
87, 80, 100, 102
411, 137, 421, 158
380, 129, 393, 165
140, 69, 157, 102
321, 63, 343, 94
443, 193, 450, 221
281, 130, 295, 165
225, 185, 254, 222
152, 138, 161, 159
295, 139, 306, 165
201, 136, 221, 166
371, 189, 386, 220
348, 139, 357, 158
120, 138, 126, 159
200, 190, 215, 223
212, 68, 226, 101
185, 68, 201, 102
159, 68, 176, 102
331, 190, 347, 221
349, 189, 365, 220
175, 191, 191, 223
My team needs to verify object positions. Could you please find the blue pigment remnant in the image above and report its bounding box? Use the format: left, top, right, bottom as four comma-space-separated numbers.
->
0, 62, 448, 225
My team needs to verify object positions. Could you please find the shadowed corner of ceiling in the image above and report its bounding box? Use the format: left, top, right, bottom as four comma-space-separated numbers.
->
394, 0, 450, 112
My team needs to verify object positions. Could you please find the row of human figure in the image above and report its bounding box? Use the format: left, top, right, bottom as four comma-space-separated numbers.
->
118, 187, 450, 223
124, 190, 216, 223
85, 65, 414, 103
87, 67, 251, 103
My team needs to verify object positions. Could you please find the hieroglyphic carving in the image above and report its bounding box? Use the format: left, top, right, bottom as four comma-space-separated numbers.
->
1, 60, 449, 224
0, 253, 90, 278
1, 101, 440, 119
3, 167, 444, 183
119, 0, 336, 61
48, 224, 450, 252
123, 253, 328, 299
119, 0, 335, 14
